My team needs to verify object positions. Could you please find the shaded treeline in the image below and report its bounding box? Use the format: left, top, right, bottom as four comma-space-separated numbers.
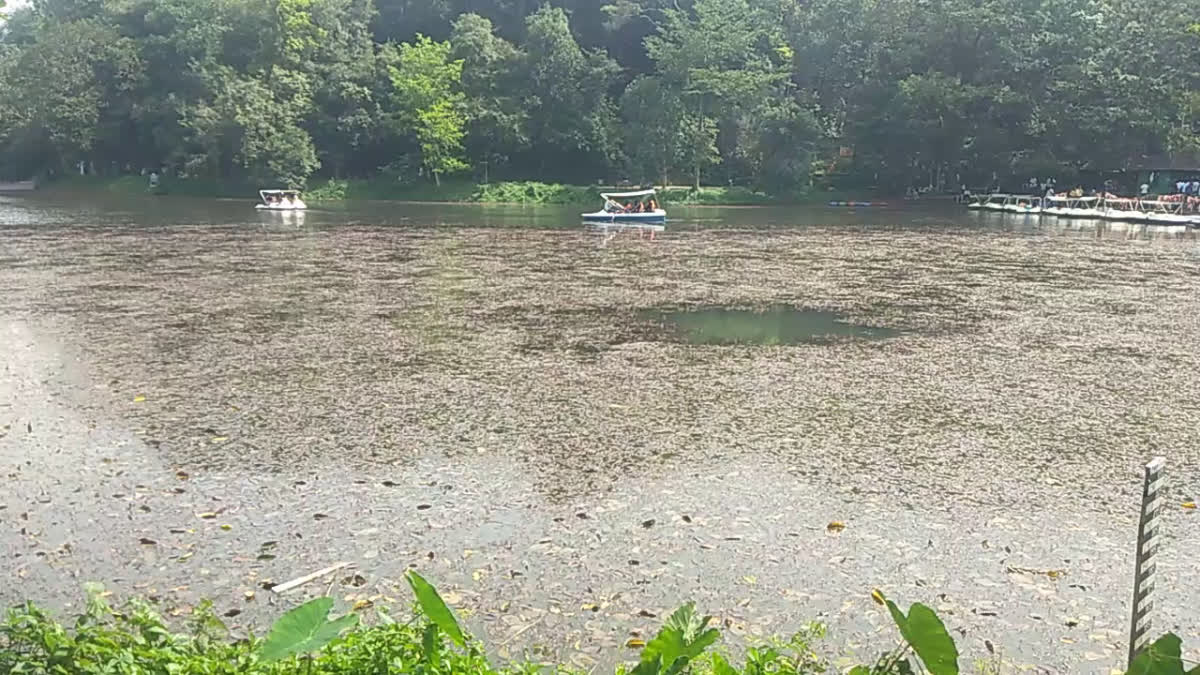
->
0, 0, 1196, 190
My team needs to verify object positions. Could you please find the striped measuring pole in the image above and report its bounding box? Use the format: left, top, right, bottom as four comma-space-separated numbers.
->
1128, 457, 1166, 667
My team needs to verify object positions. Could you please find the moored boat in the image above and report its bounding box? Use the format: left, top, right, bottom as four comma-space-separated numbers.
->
1100, 197, 1147, 223
1141, 199, 1193, 226
1002, 194, 1043, 215
581, 188, 666, 223
970, 193, 1008, 211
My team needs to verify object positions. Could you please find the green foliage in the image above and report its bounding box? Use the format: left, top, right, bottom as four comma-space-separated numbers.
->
405, 570, 465, 648
881, 593, 959, 675
0, 579, 1196, 675
388, 35, 469, 184
629, 603, 720, 674
306, 178, 348, 201
1, 0, 1197, 191
257, 597, 358, 662
1127, 634, 1200, 675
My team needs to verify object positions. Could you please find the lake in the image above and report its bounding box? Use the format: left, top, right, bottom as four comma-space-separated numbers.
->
1, 192, 1198, 671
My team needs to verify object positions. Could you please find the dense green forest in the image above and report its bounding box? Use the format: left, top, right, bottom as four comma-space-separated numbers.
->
0, 0, 1197, 192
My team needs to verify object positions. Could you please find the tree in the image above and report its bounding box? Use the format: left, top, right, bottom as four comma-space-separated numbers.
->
0, 18, 143, 175
620, 75, 694, 186
644, 0, 787, 189
518, 6, 620, 181
1, 0, 1197, 192
388, 35, 468, 185
450, 13, 527, 180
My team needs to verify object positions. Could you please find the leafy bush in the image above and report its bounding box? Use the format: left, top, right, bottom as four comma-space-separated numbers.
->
1, 576, 1194, 675
471, 181, 598, 204
306, 179, 348, 201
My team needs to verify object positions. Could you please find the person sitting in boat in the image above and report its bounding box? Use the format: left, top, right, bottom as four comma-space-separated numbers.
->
649, 198, 659, 211
623, 202, 633, 213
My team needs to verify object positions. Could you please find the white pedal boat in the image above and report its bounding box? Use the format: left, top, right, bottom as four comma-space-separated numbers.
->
256, 189, 307, 211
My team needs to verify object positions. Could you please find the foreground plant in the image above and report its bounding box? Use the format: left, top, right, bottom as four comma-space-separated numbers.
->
1, 576, 1195, 674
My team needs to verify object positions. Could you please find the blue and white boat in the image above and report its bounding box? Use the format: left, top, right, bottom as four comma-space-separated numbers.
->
582, 189, 666, 224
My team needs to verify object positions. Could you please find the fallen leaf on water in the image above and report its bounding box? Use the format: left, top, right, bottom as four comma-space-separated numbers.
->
741, 575, 757, 585
826, 521, 846, 533
1183, 502, 1197, 510
244, 591, 255, 601
581, 603, 599, 612
210, 437, 227, 444
219, 524, 232, 531
352, 598, 373, 611
175, 471, 189, 481
871, 589, 886, 606
625, 638, 645, 649
196, 512, 217, 520
133, 395, 145, 403
138, 538, 157, 545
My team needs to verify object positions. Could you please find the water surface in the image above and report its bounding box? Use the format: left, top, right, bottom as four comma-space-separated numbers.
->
2, 191, 1199, 671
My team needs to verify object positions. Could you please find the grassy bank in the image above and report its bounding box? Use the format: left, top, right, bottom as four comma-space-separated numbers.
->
1, 574, 1191, 674
45, 175, 850, 206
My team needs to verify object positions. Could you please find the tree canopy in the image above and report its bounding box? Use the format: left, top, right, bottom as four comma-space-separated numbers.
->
1, 0, 1196, 190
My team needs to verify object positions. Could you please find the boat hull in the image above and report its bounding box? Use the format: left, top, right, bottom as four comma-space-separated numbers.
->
256, 204, 307, 211
582, 210, 666, 223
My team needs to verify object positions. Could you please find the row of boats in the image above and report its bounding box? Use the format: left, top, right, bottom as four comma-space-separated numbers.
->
967, 194, 1200, 226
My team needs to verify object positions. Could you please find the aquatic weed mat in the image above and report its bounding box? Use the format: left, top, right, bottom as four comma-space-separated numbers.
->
2, 225, 1199, 503
3, 223, 1200, 672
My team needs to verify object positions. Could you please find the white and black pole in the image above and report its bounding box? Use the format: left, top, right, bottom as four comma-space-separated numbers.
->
1128, 457, 1166, 667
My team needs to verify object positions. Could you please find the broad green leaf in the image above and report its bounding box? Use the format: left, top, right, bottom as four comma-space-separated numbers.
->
405, 570, 466, 647
884, 596, 958, 675
1127, 634, 1186, 675
848, 668, 871, 675
257, 597, 359, 662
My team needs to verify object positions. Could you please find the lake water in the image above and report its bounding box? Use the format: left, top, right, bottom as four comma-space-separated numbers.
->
1, 192, 1198, 671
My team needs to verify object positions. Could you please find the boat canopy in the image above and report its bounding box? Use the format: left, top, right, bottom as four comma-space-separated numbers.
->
1047, 195, 1100, 202
261, 189, 301, 196
601, 189, 657, 200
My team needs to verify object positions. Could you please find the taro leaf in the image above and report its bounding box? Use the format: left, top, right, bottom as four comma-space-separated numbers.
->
633, 603, 720, 675
883, 595, 959, 675
257, 597, 358, 662
405, 570, 465, 647
1127, 634, 1186, 675
848, 668, 871, 675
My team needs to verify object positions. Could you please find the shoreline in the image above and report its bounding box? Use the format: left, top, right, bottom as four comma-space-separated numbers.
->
31, 176, 884, 208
